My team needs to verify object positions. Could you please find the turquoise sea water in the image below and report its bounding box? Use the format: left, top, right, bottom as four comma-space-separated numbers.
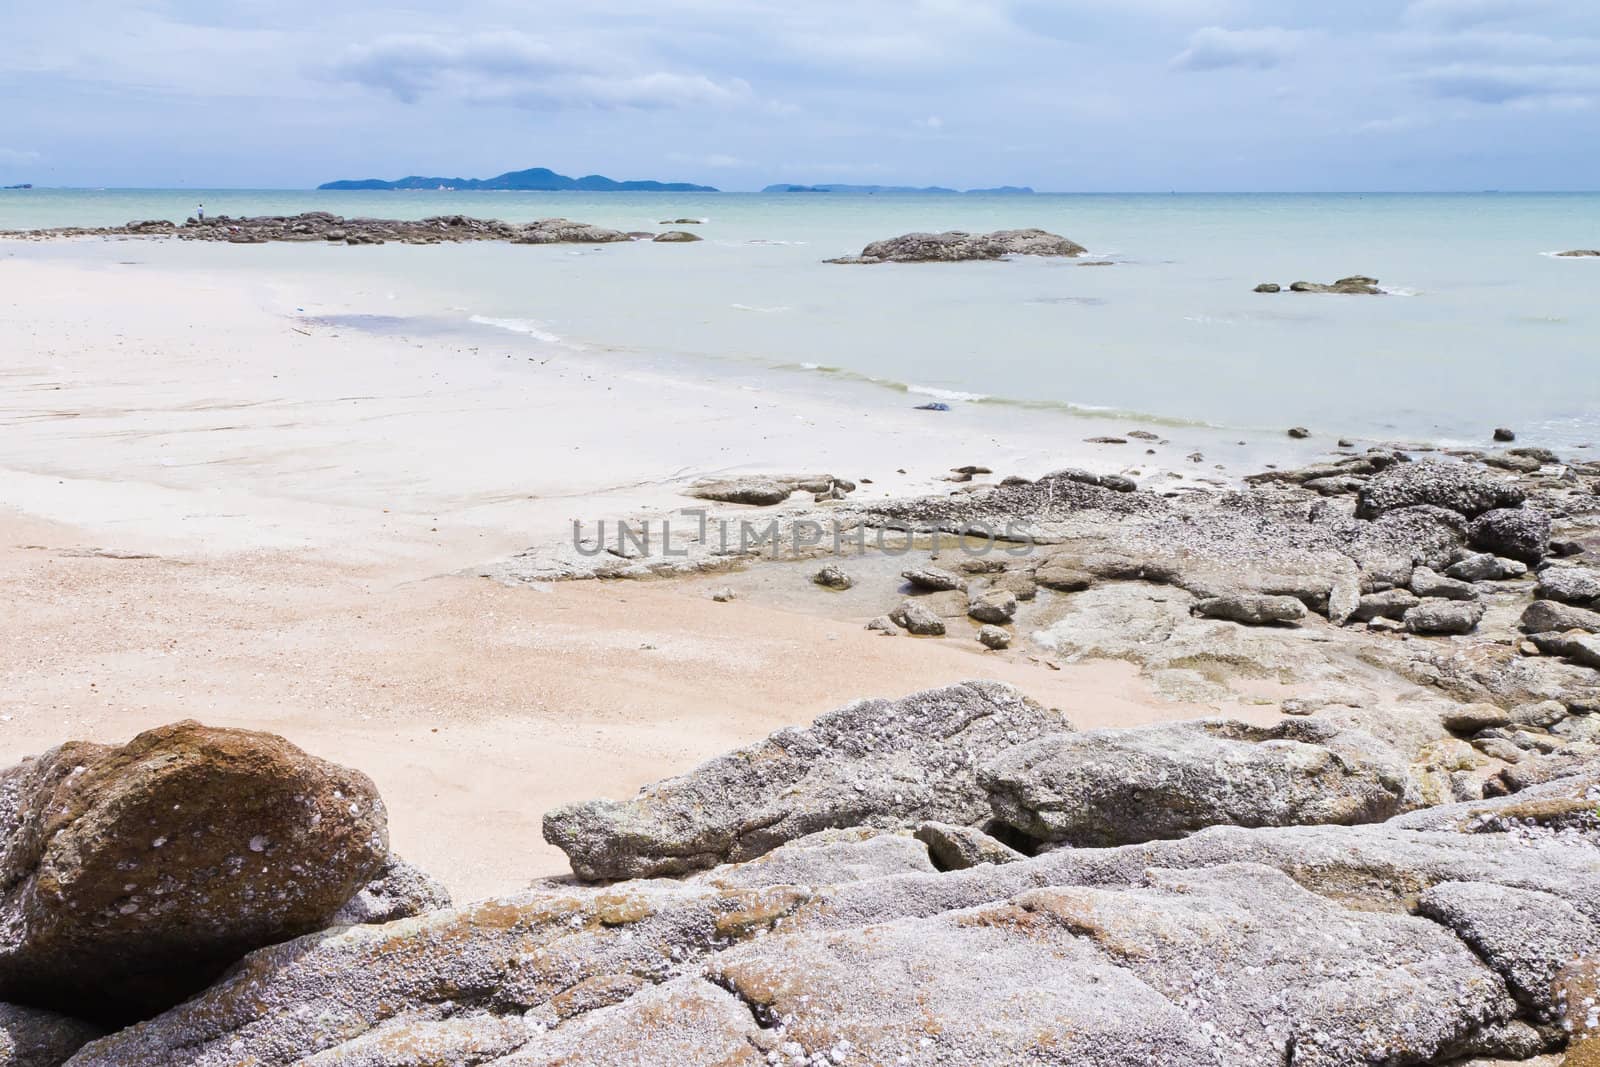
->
4, 188, 1598, 447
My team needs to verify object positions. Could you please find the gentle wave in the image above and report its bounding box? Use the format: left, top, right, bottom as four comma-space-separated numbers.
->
468, 315, 564, 344
730, 303, 793, 314
907, 384, 990, 402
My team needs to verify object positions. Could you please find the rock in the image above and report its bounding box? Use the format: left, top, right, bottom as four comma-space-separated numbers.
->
864, 615, 899, 635
913, 821, 1025, 870
1555, 249, 1600, 257
711, 587, 737, 602
890, 600, 947, 635
1418, 881, 1600, 1021
0, 722, 389, 1021
328, 855, 452, 926
690, 828, 936, 890
0, 1004, 101, 1067
1468, 508, 1551, 565
1353, 588, 1422, 621
976, 624, 1011, 650
1537, 565, 1600, 606
1192, 594, 1308, 626
1482, 450, 1541, 473
900, 566, 965, 592
1253, 282, 1281, 293
829, 228, 1087, 264
1509, 700, 1568, 729
1356, 461, 1526, 519
812, 564, 853, 589
1493, 427, 1517, 442
685, 477, 792, 506
980, 718, 1410, 849
918, 589, 972, 617
652, 230, 702, 243
914, 401, 950, 411
1042, 468, 1137, 492
1405, 599, 1486, 635
1287, 426, 1311, 439
1032, 557, 1095, 592
1411, 566, 1480, 602
1442, 703, 1512, 734
967, 588, 1018, 624
1446, 553, 1528, 582
542, 682, 1069, 880
1288, 275, 1384, 294
990, 571, 1038, 600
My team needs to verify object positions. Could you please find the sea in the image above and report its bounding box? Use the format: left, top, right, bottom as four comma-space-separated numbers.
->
4, 188, 1598, 449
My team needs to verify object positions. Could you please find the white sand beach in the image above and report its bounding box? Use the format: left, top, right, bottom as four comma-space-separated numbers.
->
0, 248, 1283, 899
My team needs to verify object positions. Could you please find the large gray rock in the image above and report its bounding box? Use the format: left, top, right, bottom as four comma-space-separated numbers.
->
1446, 552, 1527, 582
0, 722, 389, 1021
0, 1004, 100, 1067
1193, 593, 1308, 625
1469, 508, 1551, 565
979, 718, 1411, 848
830, 228, 1087, 264
1520, 599, 1600, 634
1353, 587, 1421, 621
328, 855, 451, 926
1419, 881, 1600, 1023
914, 821, 1025, 870
542, 682, 1069, 880
889, 599, 946, 635
1537, 565, 1600, 606
1356, 462, 1526, 520
1411, 566, 1479, 601
1406, 599, 1486, 635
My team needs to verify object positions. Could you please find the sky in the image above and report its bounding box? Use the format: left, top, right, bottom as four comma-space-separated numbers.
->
3, 0, 1599, 191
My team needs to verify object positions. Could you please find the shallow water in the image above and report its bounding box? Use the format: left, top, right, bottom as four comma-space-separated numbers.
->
5, 188, 1598, 447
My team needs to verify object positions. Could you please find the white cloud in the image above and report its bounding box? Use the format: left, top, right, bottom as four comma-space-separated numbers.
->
1171, 27, 1307, 72
331, 31, 749, 110
914, 115, 944, 129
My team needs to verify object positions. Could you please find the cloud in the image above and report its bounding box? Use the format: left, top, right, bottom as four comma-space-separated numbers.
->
914, 115, 944, 129
1417, 62, 1600, 103
1170, 27, 1306, 72
330, 31, 749, 110
1404, 0, 1551, 29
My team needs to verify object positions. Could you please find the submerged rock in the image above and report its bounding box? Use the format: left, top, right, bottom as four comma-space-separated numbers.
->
652, 230, 702, 243
980, 718, 1410, 848
0, 722, 390, 1021
827, 228, 1087, 264
1288, 275, 1384, 294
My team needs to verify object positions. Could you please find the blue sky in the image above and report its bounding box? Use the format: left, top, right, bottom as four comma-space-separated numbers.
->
3, 0, 1598, 190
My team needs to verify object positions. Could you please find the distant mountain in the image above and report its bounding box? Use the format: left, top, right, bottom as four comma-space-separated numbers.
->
763, 183, 1035, 195
317, 167, 717, 193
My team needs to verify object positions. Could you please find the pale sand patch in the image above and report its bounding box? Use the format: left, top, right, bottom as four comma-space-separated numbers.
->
0, 250, 1278, 900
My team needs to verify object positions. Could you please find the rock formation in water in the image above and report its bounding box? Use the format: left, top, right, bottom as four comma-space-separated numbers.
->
0, 213, 694, 246
826, 228, 1087, 264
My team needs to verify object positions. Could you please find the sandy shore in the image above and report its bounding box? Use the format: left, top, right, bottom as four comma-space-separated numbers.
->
1, 246, 1284, 899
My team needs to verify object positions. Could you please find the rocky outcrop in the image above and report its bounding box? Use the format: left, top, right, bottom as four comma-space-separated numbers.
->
66, 766, 1600, 1067
1192, 593, 1307, 625
980, 718, 1411, 848
0, 1004, 100, 1067
685, 473, 855, 507
826, 229, 1087, 264
0, 213, 660, 246
0, 722, 390, 1021
1469, 507, 1551, 564
1556, 249, 1600, 257
651, 230, 702, 243
328, 855, 452, 926
1263, 275, 1386, 294
541, 682, 1069, 881
1356, 461, 1527, 519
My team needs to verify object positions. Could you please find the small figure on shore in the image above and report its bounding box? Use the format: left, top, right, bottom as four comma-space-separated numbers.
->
197, 203, 204, 221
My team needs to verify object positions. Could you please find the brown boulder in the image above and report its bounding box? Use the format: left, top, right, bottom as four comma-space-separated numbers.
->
0, 721, 389, 1021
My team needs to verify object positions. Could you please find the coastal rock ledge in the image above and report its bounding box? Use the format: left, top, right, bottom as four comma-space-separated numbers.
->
827, 228, 1087, 263
30, 689, 1595, 1067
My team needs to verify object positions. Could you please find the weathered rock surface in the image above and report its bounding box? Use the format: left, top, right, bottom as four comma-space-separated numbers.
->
1407, 599, 1487, 635
1354, 587, 1422, 621
980, 718, 1411, 848
1193, 593, 1308, 625
976, 624, 1012, 650
827, 228, 1087, 264
889, 599, 946, 634
328, 855, 452, 927
685, 473, 854, 507
1470, 507, 1551, 564
1356, 461, 1526, 519
899, 565, 965, 592
1412, 565, 1480, 601
913, 821, 1025, 870
651, 230, 702, 243
966, 587, 1018, 623
1447, 552, 1527, 582
812, 563, 852, 589
0, 721, 389, 1020
1556, 249, 1600, 257
0, 1004, 100, 1067
541, 682, 1069, 880
1538, 565, 1600, 606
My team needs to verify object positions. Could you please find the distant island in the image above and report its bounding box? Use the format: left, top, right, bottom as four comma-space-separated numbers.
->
1, 183, 32, 190
317, 167, 716, 193
763, 184, 1035, 195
